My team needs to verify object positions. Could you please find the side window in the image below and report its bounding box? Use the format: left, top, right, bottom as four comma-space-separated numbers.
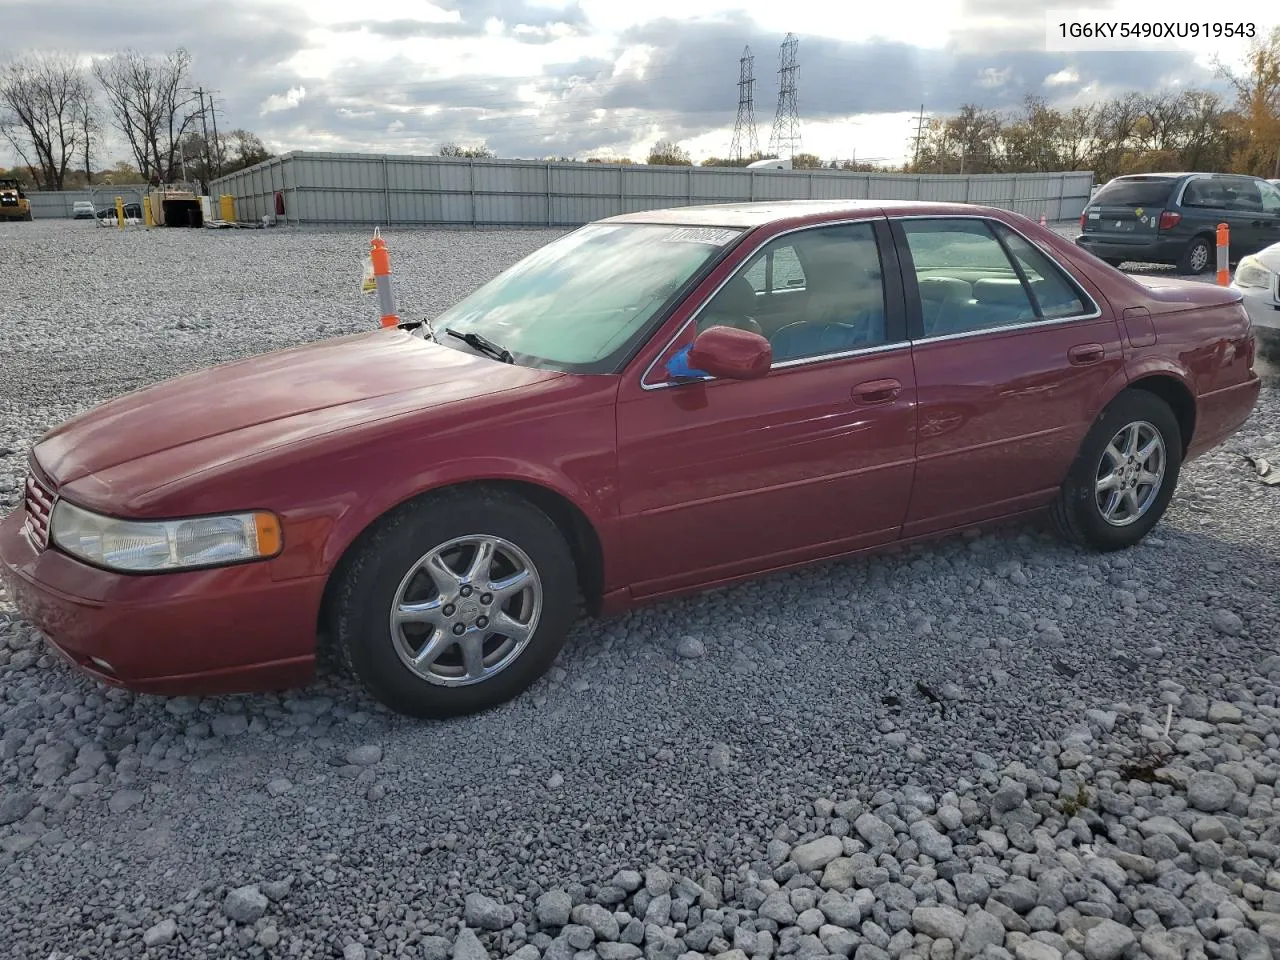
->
1181, 179, 1215, 208
1223, 178, 1263, 212
1256, 180, 1280, 213
901, 219, 1037, 337
695, 222, 888, 363
992, 224, 1090, 320
741, 244, 805, 293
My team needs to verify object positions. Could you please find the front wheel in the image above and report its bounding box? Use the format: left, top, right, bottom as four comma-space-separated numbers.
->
1050, 389, 1182, 551
332, 488, 579, 718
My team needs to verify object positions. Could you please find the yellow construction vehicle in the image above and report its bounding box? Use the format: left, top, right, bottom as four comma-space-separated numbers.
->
0, 178, 32, 221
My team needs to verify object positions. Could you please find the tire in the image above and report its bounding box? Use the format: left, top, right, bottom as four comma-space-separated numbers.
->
1050, 389, 1182, 551
1102, 258, 1125, 268
1177, 236, 1213, 274
22, 211, 32, 221
332, 488, 579, 718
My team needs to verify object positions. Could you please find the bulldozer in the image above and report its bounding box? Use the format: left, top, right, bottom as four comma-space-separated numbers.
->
0, 178, 32, 221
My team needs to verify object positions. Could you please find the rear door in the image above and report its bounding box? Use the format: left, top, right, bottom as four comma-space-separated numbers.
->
1082, 176, 1177, 242
895, 215, 1125, 537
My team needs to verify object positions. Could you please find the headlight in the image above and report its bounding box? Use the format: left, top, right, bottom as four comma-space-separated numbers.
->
1234, 256, 1275, 289
49, 500, 282, 572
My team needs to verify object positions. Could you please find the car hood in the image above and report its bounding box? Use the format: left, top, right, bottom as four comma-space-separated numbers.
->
35, 328, 561, 488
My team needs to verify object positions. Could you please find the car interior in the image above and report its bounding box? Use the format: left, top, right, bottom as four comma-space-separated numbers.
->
696, 225, 887, 362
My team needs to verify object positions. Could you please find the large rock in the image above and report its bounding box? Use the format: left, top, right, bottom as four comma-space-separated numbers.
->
854, 814, 895, 847
792, 836, 844, 872
1186, 771, 1236, 812
464, 892, 514, 931
453, 927, 490, 960
1082, 920, 1135, 960
572, 904, 621, 942
223, 885, 268, 924
537, 890, 572, 928
822, 857, 857, 891
912, 906, 966, 942
958, 910, 1005, 959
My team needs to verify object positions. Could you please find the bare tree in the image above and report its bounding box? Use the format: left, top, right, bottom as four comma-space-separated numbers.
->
0, 52, 93, 190
92, 48, 202, 182
76, 87, 102, 185
646, 139, 691, 165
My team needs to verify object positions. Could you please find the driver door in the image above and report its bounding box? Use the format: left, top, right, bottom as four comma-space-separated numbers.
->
614, 219, 918, 598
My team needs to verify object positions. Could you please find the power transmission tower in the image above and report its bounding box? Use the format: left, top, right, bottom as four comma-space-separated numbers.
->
768, 33, 801, 159
910, 104, 928, 169
730, 46, 759, 162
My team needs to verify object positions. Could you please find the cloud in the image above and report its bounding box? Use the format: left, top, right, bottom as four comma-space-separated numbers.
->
0, 0, 1238, 170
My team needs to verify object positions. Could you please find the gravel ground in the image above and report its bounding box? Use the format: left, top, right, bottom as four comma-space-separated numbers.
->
1, 219, 1279, 960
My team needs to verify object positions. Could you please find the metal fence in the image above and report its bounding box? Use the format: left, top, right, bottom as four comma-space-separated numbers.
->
24, 185, 149, 219
211, 152, 1095, 228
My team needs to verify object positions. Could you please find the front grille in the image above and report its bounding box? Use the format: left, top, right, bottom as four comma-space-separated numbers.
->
23, 473, 54, 550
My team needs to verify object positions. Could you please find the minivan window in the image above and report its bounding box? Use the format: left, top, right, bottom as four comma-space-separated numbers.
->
1091, 178, 1176, 206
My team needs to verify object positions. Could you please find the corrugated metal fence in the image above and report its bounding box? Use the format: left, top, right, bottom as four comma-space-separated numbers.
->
211, 152, 1095, 228
24, 185, 148, 219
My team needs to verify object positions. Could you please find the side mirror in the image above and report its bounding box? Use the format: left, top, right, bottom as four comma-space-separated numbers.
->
666, 325, 772, 382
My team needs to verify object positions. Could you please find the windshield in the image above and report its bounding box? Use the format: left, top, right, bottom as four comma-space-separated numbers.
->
429, 222, 743, 373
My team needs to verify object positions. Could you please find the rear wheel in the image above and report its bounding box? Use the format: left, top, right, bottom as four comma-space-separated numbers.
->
1178, 236, 1213, 274
1050, 390, 1182, 551
332, 488, 579, 718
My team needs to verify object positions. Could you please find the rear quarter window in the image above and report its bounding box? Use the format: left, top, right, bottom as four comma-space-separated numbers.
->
1091, 179, 1177, 206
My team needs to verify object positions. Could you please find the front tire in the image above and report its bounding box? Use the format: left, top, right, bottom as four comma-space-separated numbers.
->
333, 488, 579, 718
1050, 389, 1182, 551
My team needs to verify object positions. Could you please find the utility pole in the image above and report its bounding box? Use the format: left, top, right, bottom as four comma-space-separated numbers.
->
195, 87, 212, 188
208, 91, 223, 179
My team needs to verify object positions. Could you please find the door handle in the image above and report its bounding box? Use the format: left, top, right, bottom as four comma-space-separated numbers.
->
852, 378, 901, 404
1068, 343, 1105, 365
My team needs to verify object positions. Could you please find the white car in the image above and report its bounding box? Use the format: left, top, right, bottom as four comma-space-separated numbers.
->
72, 200, 95, 219
1231, 241, 1280, 362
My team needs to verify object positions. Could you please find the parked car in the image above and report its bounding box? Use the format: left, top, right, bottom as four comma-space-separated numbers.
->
1230, 240, 1280, 361
1076, 172, 1280, 273
0, 200, 1261, 719
95, 201, 142, 222
72, 200, 95, 219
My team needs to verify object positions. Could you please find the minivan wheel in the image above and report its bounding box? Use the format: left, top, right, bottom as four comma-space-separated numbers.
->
333, 488, 579, 718
1050, 389, 1182, 551
1178, 236, 1213, 274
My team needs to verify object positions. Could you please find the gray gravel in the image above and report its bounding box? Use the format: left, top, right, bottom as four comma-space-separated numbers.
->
1, 219, 1279, 959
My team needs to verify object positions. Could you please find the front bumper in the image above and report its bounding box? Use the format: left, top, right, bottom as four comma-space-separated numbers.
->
0, 508, 325, 696
1237, 289, 1280, 363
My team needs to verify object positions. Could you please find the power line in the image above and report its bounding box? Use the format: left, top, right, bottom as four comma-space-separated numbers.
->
768, 33, 801, 159
730, 45, 758, 162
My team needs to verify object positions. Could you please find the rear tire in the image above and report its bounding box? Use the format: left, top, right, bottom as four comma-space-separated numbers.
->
1050, 389, 1182, 551
1177, 236, 1213, 274
1102, 258, 1125, 268
332, 488, 579, 719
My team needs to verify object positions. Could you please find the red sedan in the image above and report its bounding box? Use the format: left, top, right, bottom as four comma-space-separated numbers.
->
0, 200, 1261, 718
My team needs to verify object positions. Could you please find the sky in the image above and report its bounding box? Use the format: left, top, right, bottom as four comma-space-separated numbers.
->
3, 0, 1277, 168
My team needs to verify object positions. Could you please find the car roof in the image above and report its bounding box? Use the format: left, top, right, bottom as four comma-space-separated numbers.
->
600, 199, 1008, 229
1109, 172, 1262, 181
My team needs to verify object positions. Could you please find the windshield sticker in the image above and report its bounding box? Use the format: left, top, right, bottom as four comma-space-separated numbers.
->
664, 227, 739, 246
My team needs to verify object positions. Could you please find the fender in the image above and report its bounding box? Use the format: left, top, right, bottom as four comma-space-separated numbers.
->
317, 455, 620, 576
